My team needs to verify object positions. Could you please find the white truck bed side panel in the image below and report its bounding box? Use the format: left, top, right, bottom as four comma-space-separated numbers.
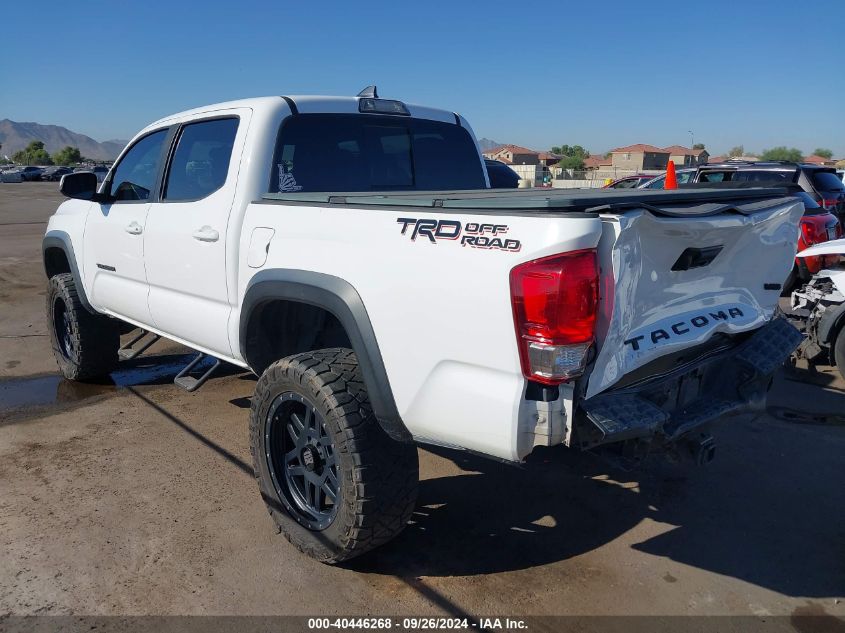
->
238, 204, 602, 460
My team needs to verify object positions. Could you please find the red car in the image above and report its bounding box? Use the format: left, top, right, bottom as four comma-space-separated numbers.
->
602, 174, 654, 189
793, 191, 842, 286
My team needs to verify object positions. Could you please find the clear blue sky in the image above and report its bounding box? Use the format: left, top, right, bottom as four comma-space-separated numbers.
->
2, 0, 843, 156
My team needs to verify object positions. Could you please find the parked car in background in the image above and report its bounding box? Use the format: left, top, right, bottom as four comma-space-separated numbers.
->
790, 191, 842, 287
602, 174, 654, 189
639, 168, 696, 189
41, 166, 74, 182
693, 161, 845, 220
684, 179, 842, 290
0, 167, 24, 183
484, 159, 520, 188
790, 238, 845, 380
20, 166, 44, 181
74, 165, 109, 183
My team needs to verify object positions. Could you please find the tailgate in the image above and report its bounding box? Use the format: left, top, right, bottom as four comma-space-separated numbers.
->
587, 195, 804, 399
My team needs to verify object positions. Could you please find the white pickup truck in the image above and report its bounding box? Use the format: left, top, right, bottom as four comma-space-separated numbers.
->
44, 87, 803, 562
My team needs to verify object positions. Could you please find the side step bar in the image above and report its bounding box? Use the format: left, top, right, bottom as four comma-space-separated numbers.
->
174, 353, 221, 393
118, 329, 161, 360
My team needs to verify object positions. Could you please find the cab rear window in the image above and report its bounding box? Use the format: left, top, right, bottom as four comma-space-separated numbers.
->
270, 114, 486, 193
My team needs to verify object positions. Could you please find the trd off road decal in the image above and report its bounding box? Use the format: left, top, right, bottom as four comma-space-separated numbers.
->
397, 218, 521, 252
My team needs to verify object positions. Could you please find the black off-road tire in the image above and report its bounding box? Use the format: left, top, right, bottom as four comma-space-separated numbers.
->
250, 348, 419, 563
47, 273, 119, 381
834, 325, 845, 382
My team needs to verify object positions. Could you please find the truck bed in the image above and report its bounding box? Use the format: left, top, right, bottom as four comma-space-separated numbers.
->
262, 186, 792, 216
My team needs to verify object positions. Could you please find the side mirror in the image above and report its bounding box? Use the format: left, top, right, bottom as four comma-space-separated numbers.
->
59, 172, 102, 201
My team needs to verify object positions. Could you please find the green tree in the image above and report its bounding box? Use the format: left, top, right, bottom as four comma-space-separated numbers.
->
557, 155, 586, 170
813, 148, 833, 159
52, 146, 83, 166
11, 140, 53, 165
551, 145, 590, 160
692, 143, 705, 150
551, 145, 590, 171
759, 146, 804, 162
728, 145, 745, 157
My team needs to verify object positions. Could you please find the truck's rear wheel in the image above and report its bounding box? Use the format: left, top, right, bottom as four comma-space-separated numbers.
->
47, 273, 119, 381
250, 348, 418, 563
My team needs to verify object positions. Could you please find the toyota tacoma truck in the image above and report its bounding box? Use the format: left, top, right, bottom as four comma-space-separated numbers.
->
43, 87, 804, 563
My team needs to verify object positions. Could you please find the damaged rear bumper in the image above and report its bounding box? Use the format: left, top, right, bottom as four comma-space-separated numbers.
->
576, 317, 802, 450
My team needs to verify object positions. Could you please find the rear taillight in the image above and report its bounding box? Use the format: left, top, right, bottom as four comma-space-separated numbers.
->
820, 198, 840, 210
800, 219, 824, 246
510, 250, 599, 385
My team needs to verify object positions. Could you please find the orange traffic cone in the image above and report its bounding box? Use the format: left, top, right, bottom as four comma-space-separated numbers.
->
665, 160, 678, 190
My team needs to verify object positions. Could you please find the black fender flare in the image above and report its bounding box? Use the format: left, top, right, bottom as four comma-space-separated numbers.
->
42, 230, 94, 313
239, 269, 411, 442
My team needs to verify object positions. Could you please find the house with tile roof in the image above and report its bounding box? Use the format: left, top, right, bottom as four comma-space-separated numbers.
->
609, 144, 670, 171
663, 145, 709, 167
482, 144, 541, 166
584, 154, 613, 170
803, 154, 837, 166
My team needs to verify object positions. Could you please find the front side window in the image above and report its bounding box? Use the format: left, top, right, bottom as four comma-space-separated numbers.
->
110, 129, 169, 201
677, 171, 694, 184
164, 118, 239, 201
270, 114, 486, 193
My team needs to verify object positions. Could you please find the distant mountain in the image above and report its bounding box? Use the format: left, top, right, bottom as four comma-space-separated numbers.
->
477, 137, 504, 152
0, 119, 127, 161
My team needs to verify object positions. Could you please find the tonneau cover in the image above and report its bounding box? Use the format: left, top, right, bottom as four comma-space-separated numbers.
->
262, 187, 791, 216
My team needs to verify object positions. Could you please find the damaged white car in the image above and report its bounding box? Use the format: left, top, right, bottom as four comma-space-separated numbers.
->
790, 238, 845, 379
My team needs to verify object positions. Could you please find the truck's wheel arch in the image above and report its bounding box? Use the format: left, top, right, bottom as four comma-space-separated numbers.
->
42, 231, 94, 313
240, 270, 412, 442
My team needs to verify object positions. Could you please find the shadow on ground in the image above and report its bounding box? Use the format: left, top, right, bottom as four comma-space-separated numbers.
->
349, 419, 844, 599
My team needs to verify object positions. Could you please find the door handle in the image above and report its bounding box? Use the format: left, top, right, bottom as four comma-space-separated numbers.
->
192, 226, 219, 242
125, 221, 143, 235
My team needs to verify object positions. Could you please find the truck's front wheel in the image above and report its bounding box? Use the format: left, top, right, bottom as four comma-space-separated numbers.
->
47, 273, 119, 381
250, 348, 418, 563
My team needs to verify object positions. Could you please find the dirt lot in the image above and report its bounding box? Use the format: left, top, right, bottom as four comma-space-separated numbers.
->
1, 182, 844, 618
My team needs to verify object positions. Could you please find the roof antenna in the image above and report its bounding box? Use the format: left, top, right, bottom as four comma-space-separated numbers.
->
357, 85, 378, 98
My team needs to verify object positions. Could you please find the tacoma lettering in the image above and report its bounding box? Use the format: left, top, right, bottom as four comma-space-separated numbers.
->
624, 307, 747, 351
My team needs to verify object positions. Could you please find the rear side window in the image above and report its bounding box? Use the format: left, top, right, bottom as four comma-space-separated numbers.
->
732, 170, 793, 183
164, 118, 239, 201
811, 171, 845, 191
270, 114, 486, 192
609, 178, 639, 189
